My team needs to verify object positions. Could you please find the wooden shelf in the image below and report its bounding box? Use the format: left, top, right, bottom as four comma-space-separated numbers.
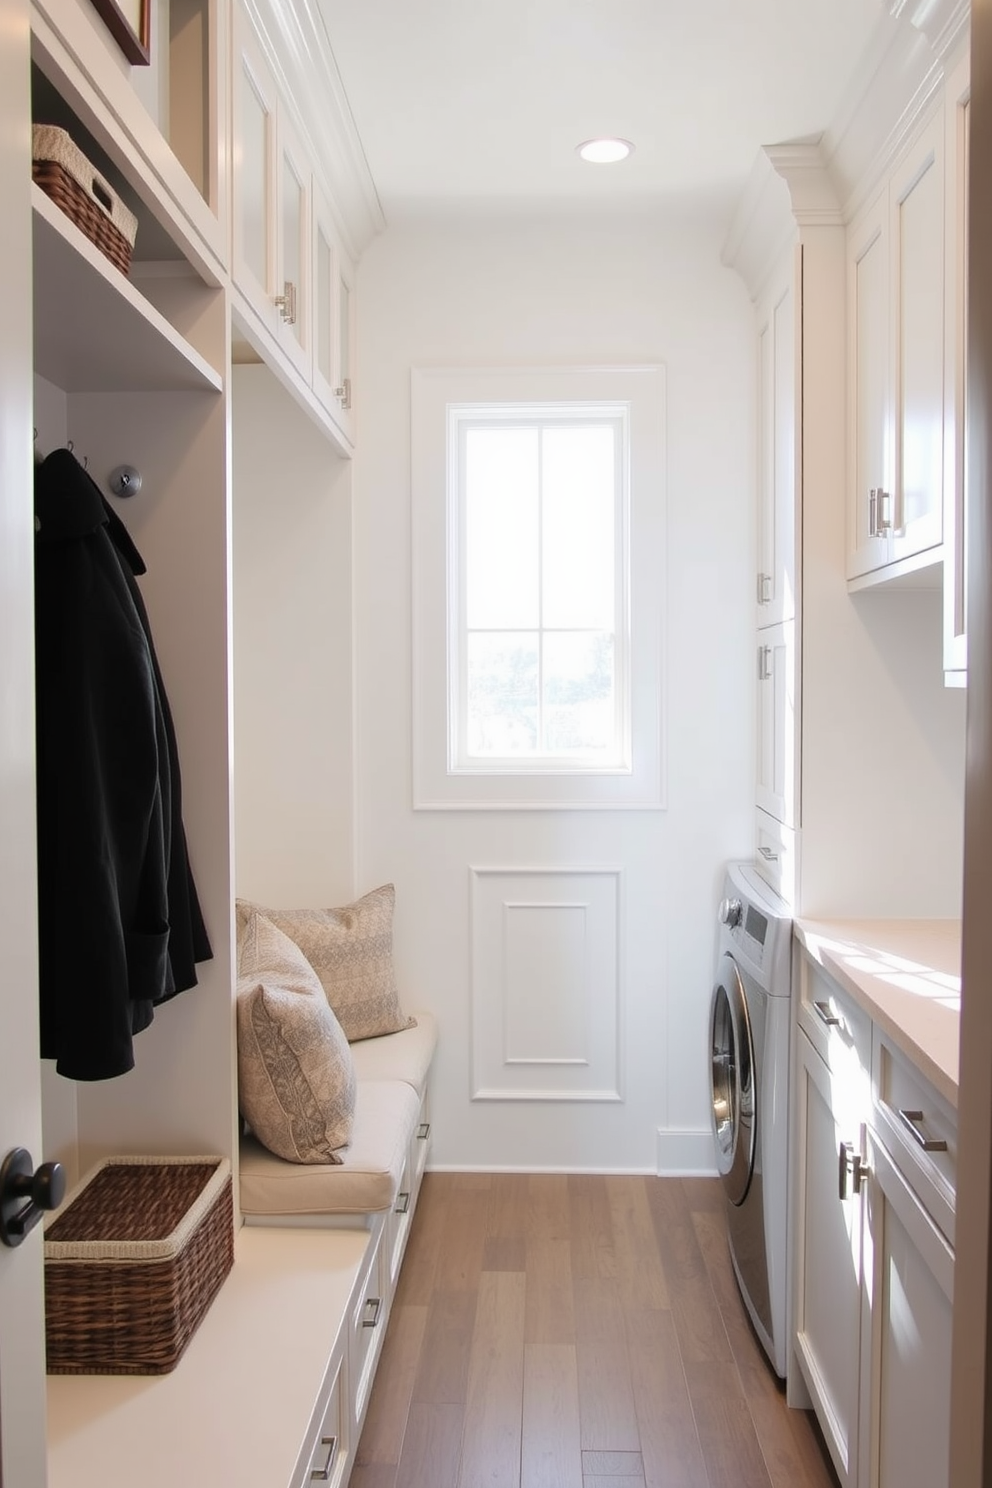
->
32, 185, 222, 395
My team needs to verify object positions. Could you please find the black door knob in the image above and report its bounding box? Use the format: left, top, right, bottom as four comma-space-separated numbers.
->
0, 1147, 66, 1248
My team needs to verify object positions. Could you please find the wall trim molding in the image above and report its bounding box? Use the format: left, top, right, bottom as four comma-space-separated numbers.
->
469, 863, 624, 1102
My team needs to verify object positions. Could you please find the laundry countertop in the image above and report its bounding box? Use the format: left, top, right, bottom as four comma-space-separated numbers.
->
794, 918, 961, 1108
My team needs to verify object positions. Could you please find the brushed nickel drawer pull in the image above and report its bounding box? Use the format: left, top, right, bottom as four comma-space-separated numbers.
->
839, 1140, 854, 1200
417, 1121, 431, 1140
362, 1296, 381, 1328
813, 1000, 840, 1027
898, 1108, 948, 1153
395, 1191, 410, 1215
838, 1141, 868, 1199
310, 1435, 338, 1482
757, 844, 779, 862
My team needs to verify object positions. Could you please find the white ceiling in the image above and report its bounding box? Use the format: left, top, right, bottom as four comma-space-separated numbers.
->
316, 0, 889, 223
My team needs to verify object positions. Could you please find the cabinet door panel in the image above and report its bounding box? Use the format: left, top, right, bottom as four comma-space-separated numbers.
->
794, 1033, 863, 1488
848, 195, 891, 577
757, 256, 798, 628
892, 117, 944, 562
868, 1140, 953, 1488
233, 19, 277, 318
276, 110, 310, 379
756, 620, 795, 827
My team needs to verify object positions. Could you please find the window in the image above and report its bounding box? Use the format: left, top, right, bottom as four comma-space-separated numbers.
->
450, 404, 629, 773
412, 366, 665, 809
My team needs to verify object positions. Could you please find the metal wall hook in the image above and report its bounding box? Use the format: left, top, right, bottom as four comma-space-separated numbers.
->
108, 465, 142, 498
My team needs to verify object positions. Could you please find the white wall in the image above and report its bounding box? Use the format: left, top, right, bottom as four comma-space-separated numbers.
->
352, 213, 756, 1172
232, 364, 355, 908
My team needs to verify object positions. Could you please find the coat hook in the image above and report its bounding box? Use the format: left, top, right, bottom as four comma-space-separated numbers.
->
108, 465, 142, 498
66, 440, 88, 471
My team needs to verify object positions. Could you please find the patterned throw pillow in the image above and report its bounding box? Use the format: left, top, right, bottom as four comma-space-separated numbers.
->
236, 910, 357, 1163
237, 884, 416, 1043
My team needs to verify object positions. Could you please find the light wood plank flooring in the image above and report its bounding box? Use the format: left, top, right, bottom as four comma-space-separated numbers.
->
352, 1174, 838, 1488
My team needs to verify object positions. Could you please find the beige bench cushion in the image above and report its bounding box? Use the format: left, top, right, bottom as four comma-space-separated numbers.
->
349, 1010, 437, 1095
240, 1079, 420, 1216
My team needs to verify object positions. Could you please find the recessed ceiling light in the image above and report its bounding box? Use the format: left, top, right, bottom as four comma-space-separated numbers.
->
577, 137, 634, 164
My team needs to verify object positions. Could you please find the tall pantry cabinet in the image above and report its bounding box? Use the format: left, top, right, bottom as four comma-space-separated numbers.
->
723, 146, 847, 909
0, 0, 374, 1480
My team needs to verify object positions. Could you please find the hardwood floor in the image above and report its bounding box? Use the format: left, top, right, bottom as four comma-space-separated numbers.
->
352, 1173, 838, 1488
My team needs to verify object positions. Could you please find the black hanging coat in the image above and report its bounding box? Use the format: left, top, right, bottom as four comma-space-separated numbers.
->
34, 449, 211, 1080
100, 496, 212, 999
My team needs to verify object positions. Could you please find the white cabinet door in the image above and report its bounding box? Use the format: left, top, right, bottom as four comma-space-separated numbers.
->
890, 112, 945, 567
756, 251, 798, 628
755, 619, 796, 827
232, 13, 278, 334
847, 109, 946, 584
275, 106, 311, 382
847, 190, 892, 579
943, 50, 970, 685
232, 13, 312, 387
312, 183, 356, 446
793, 1029, 866, 1488
864, 1137, 954, 1488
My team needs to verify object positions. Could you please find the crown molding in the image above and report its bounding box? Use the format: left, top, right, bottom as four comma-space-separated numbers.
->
823, 0, 969, 221
243, 0, 386, 263
889, 0, 970, 57
722, 143, 840, 301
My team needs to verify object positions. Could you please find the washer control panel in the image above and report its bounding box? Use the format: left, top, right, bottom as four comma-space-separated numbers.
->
717, 864, 792, 991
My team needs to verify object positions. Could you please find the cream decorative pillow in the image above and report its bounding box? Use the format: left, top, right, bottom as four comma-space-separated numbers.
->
236, 910, 357, 1164
238, 884, 416, 1043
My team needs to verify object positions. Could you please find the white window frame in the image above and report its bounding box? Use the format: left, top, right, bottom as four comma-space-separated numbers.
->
448, 402, 631, 774
412, 365, 666, 810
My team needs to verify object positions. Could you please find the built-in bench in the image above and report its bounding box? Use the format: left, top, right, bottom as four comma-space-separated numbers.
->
240, 1011, 436, 1223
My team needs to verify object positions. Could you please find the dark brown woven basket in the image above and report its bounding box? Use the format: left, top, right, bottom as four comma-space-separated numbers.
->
31, 125, 138, 277
44, 1157, 233, 1375
32, 160, 133, 275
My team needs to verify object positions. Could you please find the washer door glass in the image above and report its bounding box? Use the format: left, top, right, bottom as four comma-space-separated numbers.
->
709, 954, 756, 1206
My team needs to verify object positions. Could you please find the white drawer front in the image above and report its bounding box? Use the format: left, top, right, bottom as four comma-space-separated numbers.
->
873, 1032, 957, 1244
754, 809, 795, 905
798, 958, 872, 1081
293, 1347, 347, 1488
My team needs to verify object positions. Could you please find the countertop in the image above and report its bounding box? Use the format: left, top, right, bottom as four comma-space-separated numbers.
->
794, 917, 961, 1108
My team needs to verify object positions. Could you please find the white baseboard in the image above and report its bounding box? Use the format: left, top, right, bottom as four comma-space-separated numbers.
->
426, 1163, 656, 1176
656, 1128, 718, 1176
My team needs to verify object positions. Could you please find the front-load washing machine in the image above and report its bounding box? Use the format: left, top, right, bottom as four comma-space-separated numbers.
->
709, 862, 793, 1378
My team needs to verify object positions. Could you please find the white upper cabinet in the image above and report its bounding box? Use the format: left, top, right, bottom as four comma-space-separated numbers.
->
756, 252, 798, 629
233, 14, 277, 329
943, 50, 970, 686
312, 179, 356, 446
891, 115, 945, 565
275, 105, 311, 383
848, 190, 891, 577
232, 1, 357, 450
847, 110, 945, 586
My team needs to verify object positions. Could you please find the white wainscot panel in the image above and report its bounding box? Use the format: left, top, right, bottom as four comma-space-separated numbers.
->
470, 867, 622, 1101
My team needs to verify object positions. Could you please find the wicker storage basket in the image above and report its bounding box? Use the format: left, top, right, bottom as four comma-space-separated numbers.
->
31, 124, 138, 276
44, 1156, 233, 1375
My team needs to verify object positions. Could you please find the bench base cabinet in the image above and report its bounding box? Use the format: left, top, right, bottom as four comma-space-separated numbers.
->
792, 952, 956, 1488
